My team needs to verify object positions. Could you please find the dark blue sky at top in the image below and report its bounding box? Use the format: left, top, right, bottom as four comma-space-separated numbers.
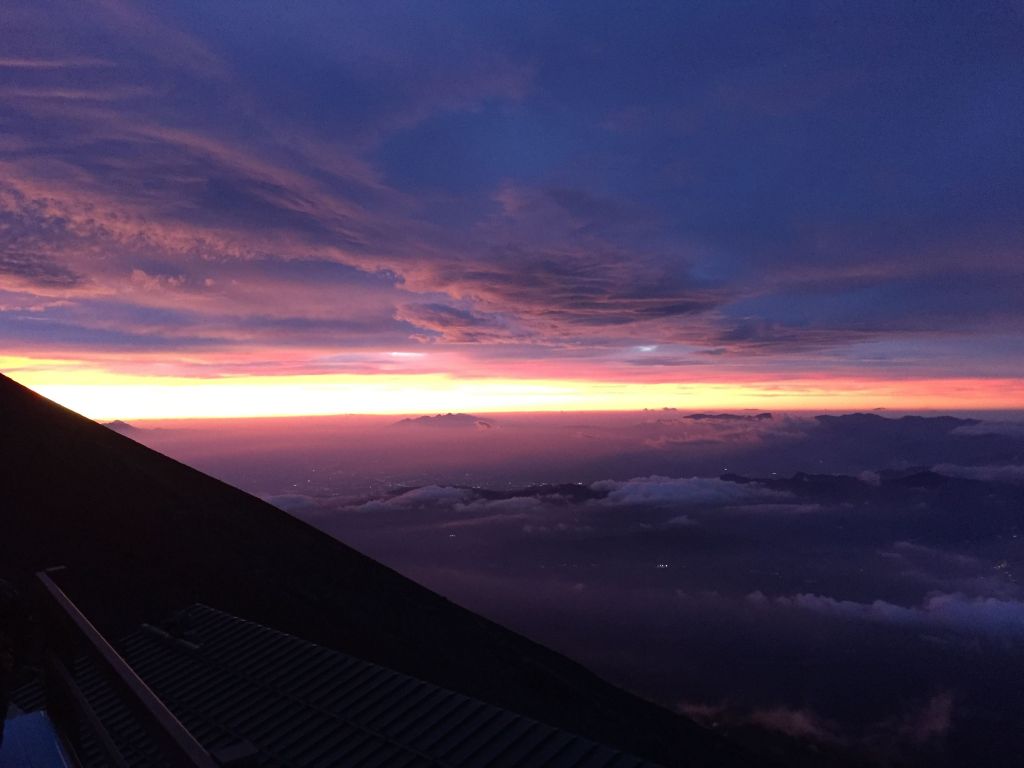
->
0, 0, 1021, 380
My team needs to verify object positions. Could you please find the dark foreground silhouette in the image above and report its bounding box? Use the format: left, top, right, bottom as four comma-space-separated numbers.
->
0, 374, 750, 767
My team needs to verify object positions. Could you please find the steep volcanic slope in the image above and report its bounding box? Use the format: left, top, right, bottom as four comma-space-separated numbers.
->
0, 374, 746, 767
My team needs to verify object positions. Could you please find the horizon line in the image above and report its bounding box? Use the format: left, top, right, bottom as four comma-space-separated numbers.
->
6, 369, 1023, 422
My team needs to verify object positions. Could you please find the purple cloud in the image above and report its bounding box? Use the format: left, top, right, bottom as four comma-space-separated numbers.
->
0, 1, 1021, 381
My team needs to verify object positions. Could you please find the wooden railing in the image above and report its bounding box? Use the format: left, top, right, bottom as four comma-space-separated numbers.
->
36, 567, 220, 768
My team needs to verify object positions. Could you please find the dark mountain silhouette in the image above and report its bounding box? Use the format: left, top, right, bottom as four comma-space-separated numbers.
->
686, 412, 773, 421
102, 419, 142, 433
814, 412, 977, 434
0, 374, 746, 767
393, 412, 494, 429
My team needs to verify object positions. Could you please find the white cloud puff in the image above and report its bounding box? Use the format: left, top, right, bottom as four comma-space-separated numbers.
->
591, 476, 783, 507
932, 463, 1024, 484
750, 590, 1024, 636
355, 485, 475, 512
749, 707, 843, 743
454, 496, 549, 515
951, 421, 1024, 438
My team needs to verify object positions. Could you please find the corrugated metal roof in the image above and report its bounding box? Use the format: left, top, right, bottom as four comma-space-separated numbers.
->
23, 605, 662, 768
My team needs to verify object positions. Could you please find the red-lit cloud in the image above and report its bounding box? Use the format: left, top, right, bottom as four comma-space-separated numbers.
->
1, 1, 1022, 413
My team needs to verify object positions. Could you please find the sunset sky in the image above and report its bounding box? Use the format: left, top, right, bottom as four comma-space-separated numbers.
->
2, 2, 1022, 418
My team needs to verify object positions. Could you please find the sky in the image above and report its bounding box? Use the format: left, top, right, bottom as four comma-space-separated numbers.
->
1, 1, 1022, 417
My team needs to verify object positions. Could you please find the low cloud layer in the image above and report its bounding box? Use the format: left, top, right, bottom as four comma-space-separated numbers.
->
933, 463, 1024, 484
750, 591, 1024, 636
132, 411, 1024, 766
592, 476, 783, 507
355, 485, 476, 513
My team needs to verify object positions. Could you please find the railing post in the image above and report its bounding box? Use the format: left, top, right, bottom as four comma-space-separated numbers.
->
35, 568, 220, 768
36, 567, 82, 758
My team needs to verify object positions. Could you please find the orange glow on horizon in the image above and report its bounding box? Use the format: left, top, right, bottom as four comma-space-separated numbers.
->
4, 357, 1023, 420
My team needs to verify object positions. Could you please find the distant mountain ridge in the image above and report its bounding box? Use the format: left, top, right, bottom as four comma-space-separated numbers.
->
814, 412, 978, 430
102, 419, 142, 433
686, 412, 773, 422
393, 412, 494, 429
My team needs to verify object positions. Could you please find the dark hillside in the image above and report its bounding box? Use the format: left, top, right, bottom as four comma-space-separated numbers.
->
0, 374, 746, 767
